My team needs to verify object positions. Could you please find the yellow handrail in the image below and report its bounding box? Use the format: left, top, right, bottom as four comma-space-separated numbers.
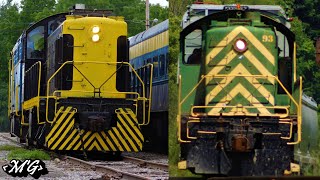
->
288, 76, 302, 145
15, 86, 20, 117
45, 61, 149, 124
177, 75, 191, 143
8, 58, 12, 118
191, 105, 290, 118
137, 63, 153, 126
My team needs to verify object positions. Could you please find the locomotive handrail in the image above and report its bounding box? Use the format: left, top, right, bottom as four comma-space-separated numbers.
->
8, 58, 12, 117
132, 63, 154, 125
178, 74, 302, 144
46, 61, 149, 124
177, 75, 191, 143
14, 86, 20, 117
191, 105, 290, 118
287, 76, 302, 145
23, 61, 45, 125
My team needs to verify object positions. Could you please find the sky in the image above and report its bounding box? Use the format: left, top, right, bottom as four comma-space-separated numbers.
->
0, 0, 168, 7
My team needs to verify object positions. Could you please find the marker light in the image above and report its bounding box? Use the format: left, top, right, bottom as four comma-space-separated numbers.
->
234, 39, 247, 52
92, 34, 100, 42
92, 26, 100, 33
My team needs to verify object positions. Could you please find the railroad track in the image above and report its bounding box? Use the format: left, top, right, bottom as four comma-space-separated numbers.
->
67, 156, 168, 179
0, 133, 168, 179
122, 155, 168, 171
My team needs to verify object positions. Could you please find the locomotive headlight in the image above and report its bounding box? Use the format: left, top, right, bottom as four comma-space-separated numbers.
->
234, 39, 247, 52
92, 26, 100, 33
92, 34, 100, 42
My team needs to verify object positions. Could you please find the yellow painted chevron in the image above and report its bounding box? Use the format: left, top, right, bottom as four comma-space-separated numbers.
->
112, 128, 131, 151
65, 131, 81, 150
88, 141, 102, 151
101, 131, 117, 151
45, 106, 143, 152
206, 50, 238, 84
205, 63, 275, 105
49, 110, 76, 148
206, 26, 274, 66
59, 129, 77, 150
243, 50, 274, 77
120, 108, 144, 140
208, 83, 271, 115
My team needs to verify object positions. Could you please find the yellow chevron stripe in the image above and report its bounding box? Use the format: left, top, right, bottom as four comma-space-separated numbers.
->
52, 119, 74, 150
206, 29, 243, 64
206, 26, 274, 65
117, 123, 138, 151
243, 50, 274, 76
107, 131, 124, 151
112, 128, 131, 151
100, 131, 117, 151
240, 27, 275, 65
65, 130, 82, 150
48, 110, 75, 147
46, 106, 65, 140
60, 129, 77, 150
125, 108, 139, 123
208, 83, 271, 115
83, 133, 96, 149
120, 108, 143, 141
73, 131, 92, 150
206, 63, 275, 105
206, 50, 238, 80
88, 141, 102, 151
95, 133, 110, 151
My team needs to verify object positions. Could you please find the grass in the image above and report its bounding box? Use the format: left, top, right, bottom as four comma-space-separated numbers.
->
168, 75, 200, 178
0, 144, 20, 151
0, 144, 50, 160
7, 149, 50, 160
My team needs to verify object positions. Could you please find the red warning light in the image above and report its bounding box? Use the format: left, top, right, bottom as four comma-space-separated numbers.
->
287, 17, 294, 22
236, 4, 241, 10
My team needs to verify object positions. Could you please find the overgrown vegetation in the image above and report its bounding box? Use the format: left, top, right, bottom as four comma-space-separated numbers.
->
169, 0, 320, 177
0, 0, 167, 131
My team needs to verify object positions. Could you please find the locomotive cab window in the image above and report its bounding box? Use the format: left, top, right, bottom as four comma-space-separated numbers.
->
27, 26, 45, 59
276, 30, 292, 94
183, 29, 202, 64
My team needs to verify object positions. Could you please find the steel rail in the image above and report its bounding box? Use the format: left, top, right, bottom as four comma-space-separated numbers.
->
122, 155, 168, 171
66, 156, 151, 180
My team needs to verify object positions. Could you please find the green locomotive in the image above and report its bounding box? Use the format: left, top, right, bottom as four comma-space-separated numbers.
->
177, 3, 318, 176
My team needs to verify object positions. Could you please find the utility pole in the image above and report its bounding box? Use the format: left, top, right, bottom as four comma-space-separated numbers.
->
146, 0, 149, 30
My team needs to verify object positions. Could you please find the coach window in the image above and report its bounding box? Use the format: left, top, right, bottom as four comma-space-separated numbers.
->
153, 56, 159, 78
184, 29, 202, 64
27, 26, 44, 59
13, 50, 18, 65
166, 53, 169, 75
159, 54, 165, 77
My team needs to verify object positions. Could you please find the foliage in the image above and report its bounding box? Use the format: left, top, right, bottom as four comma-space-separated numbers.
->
7, 148, 50, 160
168, 0, 199, 177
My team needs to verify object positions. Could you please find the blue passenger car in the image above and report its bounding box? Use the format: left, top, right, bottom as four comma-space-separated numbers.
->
129, 20, 169, 152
